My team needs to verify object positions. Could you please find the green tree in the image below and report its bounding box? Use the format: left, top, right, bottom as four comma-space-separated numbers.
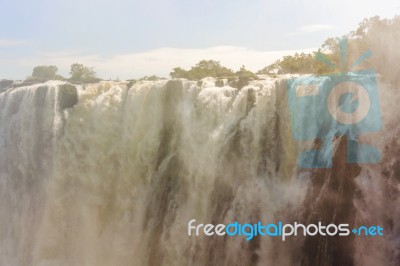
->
258, 52, 332, 75
31, 65, 63, 80
170, 67, 189, 79
348, 15, 400, 84
229, 65, 257, 89
139, 75, 164, 81
258, 15, 400, 80
69, 63, 99, 83
170, 60, 234, 80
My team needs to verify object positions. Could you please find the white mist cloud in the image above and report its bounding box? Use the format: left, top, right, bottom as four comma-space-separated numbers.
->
5, 46, 316, 80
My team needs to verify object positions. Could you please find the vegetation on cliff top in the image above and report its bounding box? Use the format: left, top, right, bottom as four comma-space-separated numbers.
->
27, 63, 100, 84
24, 15, 399, 87
258, 15, 400, 83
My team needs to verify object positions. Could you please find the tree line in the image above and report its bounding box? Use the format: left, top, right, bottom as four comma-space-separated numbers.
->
258, 15, 400, 83
28, 63, 100, 84
169, 15, 400, 86
27, 15, 400, 87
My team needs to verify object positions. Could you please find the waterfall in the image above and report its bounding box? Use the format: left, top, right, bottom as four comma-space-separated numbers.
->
0, 78, 398, 266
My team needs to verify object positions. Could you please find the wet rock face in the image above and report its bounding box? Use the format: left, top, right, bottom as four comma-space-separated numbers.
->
58, 84, 78, 110
228, 76, 253, 89
301, 136, 361, 266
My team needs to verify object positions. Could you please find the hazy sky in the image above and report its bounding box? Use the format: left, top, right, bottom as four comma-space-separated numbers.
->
0, 0, 398, 79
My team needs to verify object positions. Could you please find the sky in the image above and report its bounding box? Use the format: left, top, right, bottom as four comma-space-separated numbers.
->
0, 0, 399, 79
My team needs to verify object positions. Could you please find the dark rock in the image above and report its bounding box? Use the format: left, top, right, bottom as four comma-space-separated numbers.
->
58, 84, 78, 110
13, 79, 46, 88
0, 79, 13, 93
228, 76, 253, 89
301, 136, 360, 266
215, 79, 224, 87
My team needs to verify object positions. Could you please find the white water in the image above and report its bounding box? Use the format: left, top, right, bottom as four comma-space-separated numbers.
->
0, 78, 398, 266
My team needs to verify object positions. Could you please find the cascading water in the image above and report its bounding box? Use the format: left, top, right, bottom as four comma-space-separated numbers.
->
0, 77, 398, 266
